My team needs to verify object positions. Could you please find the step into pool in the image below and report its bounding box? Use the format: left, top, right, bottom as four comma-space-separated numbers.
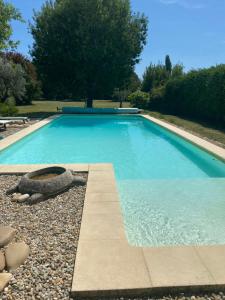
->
1, 115, 225, 246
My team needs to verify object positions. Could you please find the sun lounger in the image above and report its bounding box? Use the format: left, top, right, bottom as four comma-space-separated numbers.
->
0, 117, 29, 123
0, 120, 13, 129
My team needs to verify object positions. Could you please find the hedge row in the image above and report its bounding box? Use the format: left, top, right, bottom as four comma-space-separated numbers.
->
149, 64, 225, 123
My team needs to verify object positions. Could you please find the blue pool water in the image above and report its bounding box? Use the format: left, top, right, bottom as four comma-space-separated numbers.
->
1, 115, 225, 246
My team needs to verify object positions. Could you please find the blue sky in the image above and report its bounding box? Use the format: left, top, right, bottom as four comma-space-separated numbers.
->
9, 0, 225, 78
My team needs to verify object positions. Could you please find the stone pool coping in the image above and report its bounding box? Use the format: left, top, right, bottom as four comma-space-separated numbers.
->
1, 115, 225, 297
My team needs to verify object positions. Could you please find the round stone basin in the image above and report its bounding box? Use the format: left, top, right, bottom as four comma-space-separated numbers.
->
18, 166, 74, 196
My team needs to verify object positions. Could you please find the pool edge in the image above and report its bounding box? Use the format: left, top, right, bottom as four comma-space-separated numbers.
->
142, 114, 225, 162
2, 115, 225, 297
0, 114, 61, 153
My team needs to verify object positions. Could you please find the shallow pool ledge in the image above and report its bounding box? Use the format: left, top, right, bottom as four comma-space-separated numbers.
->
72, 164, 225, 298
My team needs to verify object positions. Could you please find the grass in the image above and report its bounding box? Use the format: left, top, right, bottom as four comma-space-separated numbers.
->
17, 100, 225, 148
17, 100, 131, 118
146, 110, 225, 149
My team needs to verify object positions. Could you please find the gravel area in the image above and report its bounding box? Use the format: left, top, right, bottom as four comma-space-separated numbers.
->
0, 120, 39, 139
0, 173, 87, 300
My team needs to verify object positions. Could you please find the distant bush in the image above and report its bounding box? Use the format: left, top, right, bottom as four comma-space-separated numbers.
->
149, 86, 165, 108
0, 103, 18, 116
149, 64, 225, 123
128, 90, 149, 108
0, 57, 26, 103
3, 52, 42, 104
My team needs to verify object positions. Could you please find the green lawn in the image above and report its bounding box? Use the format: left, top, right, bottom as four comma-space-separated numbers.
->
17, 100, 225, 148
17, 100, 131, 118
146, 111, 225, 149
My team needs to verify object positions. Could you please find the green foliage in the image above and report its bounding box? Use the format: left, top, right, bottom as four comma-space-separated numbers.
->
4, 52, 42, 104
127, 72, 141, 92
171, 64, 184, 78
141, 64, 169, 93
149, 86, 165, 107
113, 89, 129, 102
141, 56, 184, 93
31, 0, 148, 107
149, 64, 225, 123
128, 90, 149, 108
0, 0, 23, 50
165, 55, 172, 74
0, 100, 18, 116
0, 57, 26, 103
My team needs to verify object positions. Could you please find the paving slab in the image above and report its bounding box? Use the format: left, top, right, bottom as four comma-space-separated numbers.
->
72, 240, 151, 297
86, 181, 117, 193
89, 163, 114, 171
143, 246, 215, 287
80, 213, 125, 240
83, 200, 122, 215
85, 192, 120, 202
88, 170, 115, 181
195, 245, 225, 285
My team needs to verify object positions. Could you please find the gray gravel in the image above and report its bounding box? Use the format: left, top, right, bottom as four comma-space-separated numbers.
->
0, 174, 87, 300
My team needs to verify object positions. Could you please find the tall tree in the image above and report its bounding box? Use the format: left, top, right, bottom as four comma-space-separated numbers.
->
0, 57, 26, 103
165, 55, 172, 75
31, 0, 148, 107
127, 71, 141, 92
0, 0, 23, 50
141, 64, 168, 93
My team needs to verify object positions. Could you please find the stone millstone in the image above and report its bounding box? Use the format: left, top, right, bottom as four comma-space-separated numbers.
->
0, 226, 16, 248
0, 251, 5, 271
5, 242, 30, 271
0, 273, 12, 292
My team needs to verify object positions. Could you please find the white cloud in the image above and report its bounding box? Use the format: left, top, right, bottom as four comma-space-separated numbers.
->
159, 0, 206, 9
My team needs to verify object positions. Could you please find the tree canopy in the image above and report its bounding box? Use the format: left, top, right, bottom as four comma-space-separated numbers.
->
0, 0, 23, 50
141, 56, 184, 93
0, 57, 26, 102
31, 0, 148, 106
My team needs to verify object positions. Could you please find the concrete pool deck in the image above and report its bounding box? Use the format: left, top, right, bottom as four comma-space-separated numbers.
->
1, 114, 225, 297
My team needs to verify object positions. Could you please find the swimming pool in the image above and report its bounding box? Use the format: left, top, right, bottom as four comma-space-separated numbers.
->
1, 115, 225, 246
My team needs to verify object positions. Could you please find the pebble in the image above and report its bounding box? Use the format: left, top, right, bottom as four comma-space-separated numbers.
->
17, 194, 30, 203
0, 174, 87, 299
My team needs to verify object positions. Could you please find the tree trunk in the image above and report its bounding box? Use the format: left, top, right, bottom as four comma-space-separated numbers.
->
86, 97, 93, 108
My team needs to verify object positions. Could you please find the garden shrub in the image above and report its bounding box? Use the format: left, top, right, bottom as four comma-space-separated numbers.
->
0, 102, 18, 116
149, 86, 165, 109
0, 57, 26, 103
149, 64, 225, 123
128, 90, 149, 108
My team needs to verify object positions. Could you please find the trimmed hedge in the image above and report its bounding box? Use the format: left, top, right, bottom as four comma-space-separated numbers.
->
149, 64, 225, 123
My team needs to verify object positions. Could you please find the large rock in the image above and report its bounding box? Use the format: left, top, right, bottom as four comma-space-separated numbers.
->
0, 251, 5, 271
5, 242, 30, 271
0, 226, 16, 248
0, 273, 12, 292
